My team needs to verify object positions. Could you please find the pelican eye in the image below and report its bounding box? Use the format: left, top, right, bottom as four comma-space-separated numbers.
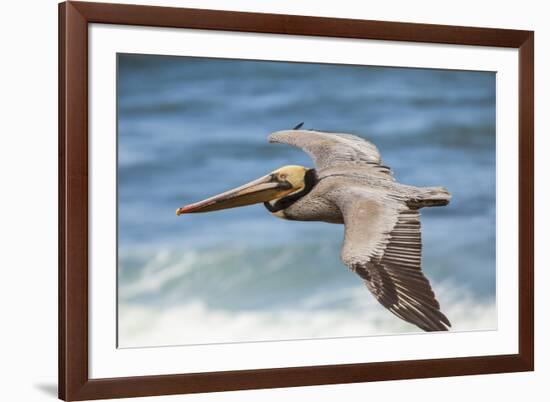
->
279, 173, 288, 180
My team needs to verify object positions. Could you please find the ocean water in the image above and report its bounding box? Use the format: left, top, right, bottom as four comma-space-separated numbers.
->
117, 54, 496, 348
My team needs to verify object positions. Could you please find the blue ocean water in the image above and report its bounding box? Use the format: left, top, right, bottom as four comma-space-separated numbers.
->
117, 54, 496, 347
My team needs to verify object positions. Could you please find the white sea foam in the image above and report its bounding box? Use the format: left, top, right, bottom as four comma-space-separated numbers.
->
118, 282, 496, 348
118, 244, 496, 348
119, 249, 200, 299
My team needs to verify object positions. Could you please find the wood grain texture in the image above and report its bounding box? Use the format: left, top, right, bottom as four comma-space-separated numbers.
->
58, 4, 66, 399
58, 1, 534, 400
518, 33, 535, 370
59, 2, 89, 400
72, 1, 532, 47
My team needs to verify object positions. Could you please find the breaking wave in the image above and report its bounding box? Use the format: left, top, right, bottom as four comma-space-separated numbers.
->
118, 245, 496, 348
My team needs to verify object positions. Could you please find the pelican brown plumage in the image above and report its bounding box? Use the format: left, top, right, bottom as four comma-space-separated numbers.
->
176, 128, 452, 332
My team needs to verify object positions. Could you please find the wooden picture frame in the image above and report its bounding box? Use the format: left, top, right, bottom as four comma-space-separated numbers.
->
59, 1, 534, 400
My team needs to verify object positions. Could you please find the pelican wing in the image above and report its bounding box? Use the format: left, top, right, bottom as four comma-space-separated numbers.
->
269, 130, 393, 178
327, 187, 450, 332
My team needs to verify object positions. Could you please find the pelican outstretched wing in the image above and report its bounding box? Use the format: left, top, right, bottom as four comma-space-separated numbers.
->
269, 130, 393, 178
326, 186, 450, 332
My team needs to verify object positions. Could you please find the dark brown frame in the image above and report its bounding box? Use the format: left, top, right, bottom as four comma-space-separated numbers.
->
59, 1, 534, 400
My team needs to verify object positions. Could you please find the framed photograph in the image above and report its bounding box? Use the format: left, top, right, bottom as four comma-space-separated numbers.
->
59, 1, 534, 400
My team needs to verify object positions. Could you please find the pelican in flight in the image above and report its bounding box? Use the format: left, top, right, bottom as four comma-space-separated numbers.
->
176, 127, 452, 332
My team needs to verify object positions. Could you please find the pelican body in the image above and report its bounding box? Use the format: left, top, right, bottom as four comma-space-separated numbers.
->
177, 129, 452, 332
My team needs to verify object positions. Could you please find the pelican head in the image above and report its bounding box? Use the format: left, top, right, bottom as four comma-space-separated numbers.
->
176, 165, 308, 215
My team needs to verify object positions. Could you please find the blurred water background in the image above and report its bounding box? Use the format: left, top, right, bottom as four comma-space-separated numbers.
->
117, 54, 496, 348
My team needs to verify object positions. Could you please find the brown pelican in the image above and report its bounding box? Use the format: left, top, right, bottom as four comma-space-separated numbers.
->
176, 128, 452, 332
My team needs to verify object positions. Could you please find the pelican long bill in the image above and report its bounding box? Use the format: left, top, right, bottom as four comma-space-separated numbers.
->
176, 173, 294, 215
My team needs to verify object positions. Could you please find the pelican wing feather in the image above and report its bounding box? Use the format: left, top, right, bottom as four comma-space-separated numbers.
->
326, 186, 451, 332
268, 130, 393, 178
